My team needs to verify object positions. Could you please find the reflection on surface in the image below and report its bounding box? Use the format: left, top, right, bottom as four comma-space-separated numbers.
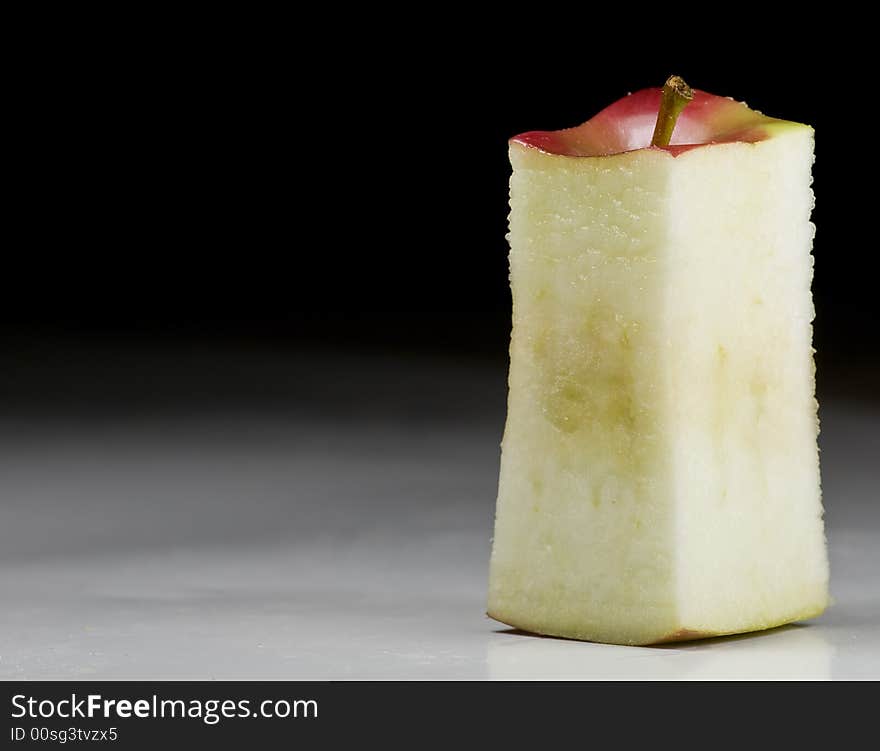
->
487, 624, 833, 680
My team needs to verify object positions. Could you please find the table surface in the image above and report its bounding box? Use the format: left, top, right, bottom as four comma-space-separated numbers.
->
1, 349, 877, 680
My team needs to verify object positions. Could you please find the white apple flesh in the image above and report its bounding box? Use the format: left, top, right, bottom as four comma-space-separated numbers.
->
487, 85, 828, 645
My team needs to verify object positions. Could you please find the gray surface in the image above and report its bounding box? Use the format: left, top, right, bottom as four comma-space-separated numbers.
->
1, 347, 877, 679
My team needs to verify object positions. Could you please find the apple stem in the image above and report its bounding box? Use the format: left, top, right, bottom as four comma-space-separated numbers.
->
651, 75, 694, 148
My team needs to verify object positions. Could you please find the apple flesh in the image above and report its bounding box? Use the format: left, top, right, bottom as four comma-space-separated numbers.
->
487, 86, 828, 645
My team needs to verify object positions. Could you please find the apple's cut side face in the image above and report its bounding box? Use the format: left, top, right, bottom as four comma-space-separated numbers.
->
487, 87, 827, 646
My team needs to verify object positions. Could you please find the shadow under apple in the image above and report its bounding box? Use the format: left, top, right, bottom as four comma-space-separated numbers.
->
487, 623, 833, 680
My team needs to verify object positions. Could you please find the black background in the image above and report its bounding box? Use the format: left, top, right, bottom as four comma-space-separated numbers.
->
6, 20, 876, 398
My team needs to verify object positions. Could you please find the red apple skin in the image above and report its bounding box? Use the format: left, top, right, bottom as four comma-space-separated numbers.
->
512, 88, 794, 158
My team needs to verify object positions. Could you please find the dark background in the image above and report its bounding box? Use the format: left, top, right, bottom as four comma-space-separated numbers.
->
4, 25, 876, 408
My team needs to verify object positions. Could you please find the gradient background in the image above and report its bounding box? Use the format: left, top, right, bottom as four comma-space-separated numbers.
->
3, 33, 877, 678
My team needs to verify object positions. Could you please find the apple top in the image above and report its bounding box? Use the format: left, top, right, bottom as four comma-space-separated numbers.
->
512, 87, 805, 157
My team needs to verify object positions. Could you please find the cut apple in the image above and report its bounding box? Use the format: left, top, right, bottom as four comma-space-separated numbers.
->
487, 80, 828, 646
